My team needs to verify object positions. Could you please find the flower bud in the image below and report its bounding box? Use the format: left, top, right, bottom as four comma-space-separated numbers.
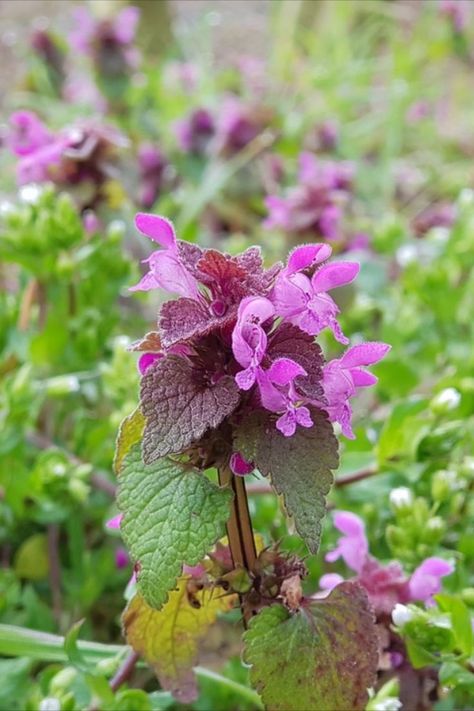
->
430, 387, 461, 414
389, 487, 413, 513
392, 603, 413, 628
49, 667, 77, 695
431, 469, 457, 502
422, 516, 445, 543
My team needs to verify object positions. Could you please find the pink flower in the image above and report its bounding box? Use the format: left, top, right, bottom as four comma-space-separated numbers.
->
213, 97, 263, 155
175, 109, 215, 155
257, 359, 313, 436
130, 213, 200, 298
232, 296, 275, 390
264, 152, 355, 241
230, 452, 254, 476
272, 252, 360, 344
320, 342, 391, 438
138, 352, 163, 375
232, 296, 314, 436
8, 111, 52, 156
137, 143, 168, 209
439, 0, 470, 32
70, 6, 140, 65
106, 514, 122, 530
115, 547, 129, 569
322, 511, 454, 616
408, 557, 454, 605
325, 511, 369, 574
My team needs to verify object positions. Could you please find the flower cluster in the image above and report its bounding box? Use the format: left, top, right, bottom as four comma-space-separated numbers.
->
7, 111, 127, 208
69, 5, 141, 74
130, 212, 389, 470
175, 97, 269, 158
264, 151, 355, 242
320, 511, 453, 615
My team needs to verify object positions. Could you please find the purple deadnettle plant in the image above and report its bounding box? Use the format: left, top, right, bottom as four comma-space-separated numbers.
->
114, 212, 390, 708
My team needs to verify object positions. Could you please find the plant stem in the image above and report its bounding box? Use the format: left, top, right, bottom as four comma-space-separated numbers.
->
218, 466, 257, 573
335, 467, 378, 487
0, 624, 264, 710
18, 279, 38, 331
47, 524, 62, 627
109, 650, 140, 692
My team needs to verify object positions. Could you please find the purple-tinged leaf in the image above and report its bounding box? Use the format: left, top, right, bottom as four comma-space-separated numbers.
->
141, 355, 240, 462
234, 407, 338, 553
243, 582, 378, 711
267, 323, 325, 401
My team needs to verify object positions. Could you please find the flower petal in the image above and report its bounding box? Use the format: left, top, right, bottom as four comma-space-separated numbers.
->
311, 261, 360, 292
135, 213, 176, 248
340, 342, 391, 369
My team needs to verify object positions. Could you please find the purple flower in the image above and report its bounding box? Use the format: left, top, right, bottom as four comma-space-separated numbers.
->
315, 120, 339, 152
106, 513, 122, 530
232, 296, 275, 390
264, 152, 354, 241
70, 6, 140, 74
130, 213, 200, 298
8, 111, 53, 157
82, 210, 101, 235
325, 511, 369, 574
137, 143, 168, 209
322, 510, 454, 617
138, 352, 163, 375
175, 109, 215, 155
272, 250, 360, 344
412, 202, 457, 236
439, 0, 471, 32
230, 452, 254, 476
408, 557, 454, 605
319, 342, 390, 438
115, 547, 129, 569
257, 359, 313, 436
8, 112, 75, 185
7, 112, 127, 206
213, 97, 264, 155
231, 296, 314, 436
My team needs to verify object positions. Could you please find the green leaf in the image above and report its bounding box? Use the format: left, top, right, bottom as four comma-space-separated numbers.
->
243, 582, 378, 711
64, 619, 96, 675
14, 534, 49, 580
404, 638, 437, 669
140, 356, 240, 463
435, 594, 473, 656
439, 661, 474, 691
234, 408, 338, 553
114, 407, 145, 475
117, 446, 232, 608
113, 689, 153, 711
123, 584, 235, 703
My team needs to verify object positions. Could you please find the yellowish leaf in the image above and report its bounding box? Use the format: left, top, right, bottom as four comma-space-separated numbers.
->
113, 408, 145, 475
123, 579, 235, 703
14, 533, 49, 580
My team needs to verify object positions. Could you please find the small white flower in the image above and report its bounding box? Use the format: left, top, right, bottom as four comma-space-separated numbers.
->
396, 244, 417, 267
458, 188, 474, 207
374, 699, 402, 711
433, 387, 461, 411
389, 487, 413, 510
19, 184, 43, 204
39, 698, 61, 711
392, 603, 413, 628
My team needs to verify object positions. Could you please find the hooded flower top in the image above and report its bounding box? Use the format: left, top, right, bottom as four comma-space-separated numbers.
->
321, 511, 454, 614
130, 213, 390, 471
